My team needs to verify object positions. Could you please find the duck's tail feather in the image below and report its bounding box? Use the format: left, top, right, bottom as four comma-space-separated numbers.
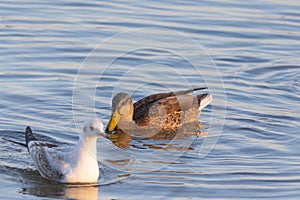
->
196, 93, 212, 110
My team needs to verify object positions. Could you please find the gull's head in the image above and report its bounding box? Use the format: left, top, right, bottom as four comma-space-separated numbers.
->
83, 118, 106, 138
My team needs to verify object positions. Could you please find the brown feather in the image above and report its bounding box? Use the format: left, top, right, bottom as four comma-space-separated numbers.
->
133, 88, 207, 127
107, 87, 211, 133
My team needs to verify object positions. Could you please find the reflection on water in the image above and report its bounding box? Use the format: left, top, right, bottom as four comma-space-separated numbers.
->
2, 165, 99, 200
109, 130, 131, 149
64, 186, 98, 200
22, 184, 98, 200
107, 121, 206, 149
98, 122, 208, 174
20, 171, 131, 200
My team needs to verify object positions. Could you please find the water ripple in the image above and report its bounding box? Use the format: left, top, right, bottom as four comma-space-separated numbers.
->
1, 0, 300, 199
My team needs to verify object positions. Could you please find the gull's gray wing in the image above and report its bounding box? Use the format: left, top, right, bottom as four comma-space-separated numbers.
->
26, 126, 65, 181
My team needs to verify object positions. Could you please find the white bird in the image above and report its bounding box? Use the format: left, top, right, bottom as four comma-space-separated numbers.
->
25, 118, 106, 183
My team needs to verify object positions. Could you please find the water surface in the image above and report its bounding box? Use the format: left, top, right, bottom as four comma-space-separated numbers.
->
1, 0, 300, 199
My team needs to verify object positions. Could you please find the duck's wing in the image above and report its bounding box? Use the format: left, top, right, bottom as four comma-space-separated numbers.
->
25, 127, 64, 181
133, 87, 207, 123
133, 87, 207, 112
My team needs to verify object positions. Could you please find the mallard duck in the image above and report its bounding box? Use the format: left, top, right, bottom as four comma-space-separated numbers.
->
105, 87, 212, 135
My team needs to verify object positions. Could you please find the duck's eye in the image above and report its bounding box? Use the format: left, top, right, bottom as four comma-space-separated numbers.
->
89, 126, 95, 131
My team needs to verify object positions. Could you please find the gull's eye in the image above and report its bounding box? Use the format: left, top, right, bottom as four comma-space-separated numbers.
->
89, 126, 95, 131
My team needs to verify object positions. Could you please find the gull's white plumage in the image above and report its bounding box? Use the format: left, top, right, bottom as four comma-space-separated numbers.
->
26, 118, 105, 183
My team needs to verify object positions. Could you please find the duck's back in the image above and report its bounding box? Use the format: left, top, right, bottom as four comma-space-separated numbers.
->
133, 88, 206, 128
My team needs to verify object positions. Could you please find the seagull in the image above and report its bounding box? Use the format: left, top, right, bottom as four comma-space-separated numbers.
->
25, 118, 106, 183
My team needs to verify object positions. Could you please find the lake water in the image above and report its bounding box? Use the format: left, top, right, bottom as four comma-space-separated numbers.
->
1, 0, 300, 199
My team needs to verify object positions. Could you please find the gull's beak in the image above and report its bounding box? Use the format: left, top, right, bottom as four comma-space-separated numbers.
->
99, 132, 107, 138
105, 110, 121, 133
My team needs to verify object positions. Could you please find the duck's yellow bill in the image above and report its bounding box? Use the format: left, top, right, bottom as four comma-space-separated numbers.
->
107, 110, 121, 132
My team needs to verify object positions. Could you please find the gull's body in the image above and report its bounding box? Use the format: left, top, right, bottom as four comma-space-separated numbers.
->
26, 119, 105, 183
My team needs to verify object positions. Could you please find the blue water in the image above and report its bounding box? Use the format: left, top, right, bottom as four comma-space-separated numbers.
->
1, 0, 300, 199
